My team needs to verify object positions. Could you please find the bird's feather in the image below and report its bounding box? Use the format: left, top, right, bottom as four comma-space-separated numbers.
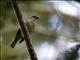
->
11, 29, 22, 48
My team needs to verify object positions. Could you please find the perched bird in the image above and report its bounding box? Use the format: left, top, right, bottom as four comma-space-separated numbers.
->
11, 16, 39, 48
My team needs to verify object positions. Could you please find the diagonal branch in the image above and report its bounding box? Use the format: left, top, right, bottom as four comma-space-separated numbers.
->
11, 0, 38, 60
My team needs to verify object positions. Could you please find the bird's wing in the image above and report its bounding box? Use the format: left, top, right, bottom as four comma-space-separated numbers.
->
11, 29, 22, 48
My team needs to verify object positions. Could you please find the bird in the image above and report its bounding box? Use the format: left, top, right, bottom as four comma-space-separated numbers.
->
11, 16, 39, 48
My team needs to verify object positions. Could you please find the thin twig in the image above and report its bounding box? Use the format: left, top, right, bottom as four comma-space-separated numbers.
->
11, 0, 38, 60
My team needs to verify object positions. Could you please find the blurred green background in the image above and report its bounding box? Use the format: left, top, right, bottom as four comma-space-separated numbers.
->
0, 1, 80, 60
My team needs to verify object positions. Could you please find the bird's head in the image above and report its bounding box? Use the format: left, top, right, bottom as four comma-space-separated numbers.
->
30, 16, 39, 21
26, 16, 39, 22
31, 16, 39, 20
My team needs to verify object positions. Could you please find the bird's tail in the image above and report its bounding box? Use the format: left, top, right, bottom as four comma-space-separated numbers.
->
11, 38, 19, 48
11, 29, 21, 48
